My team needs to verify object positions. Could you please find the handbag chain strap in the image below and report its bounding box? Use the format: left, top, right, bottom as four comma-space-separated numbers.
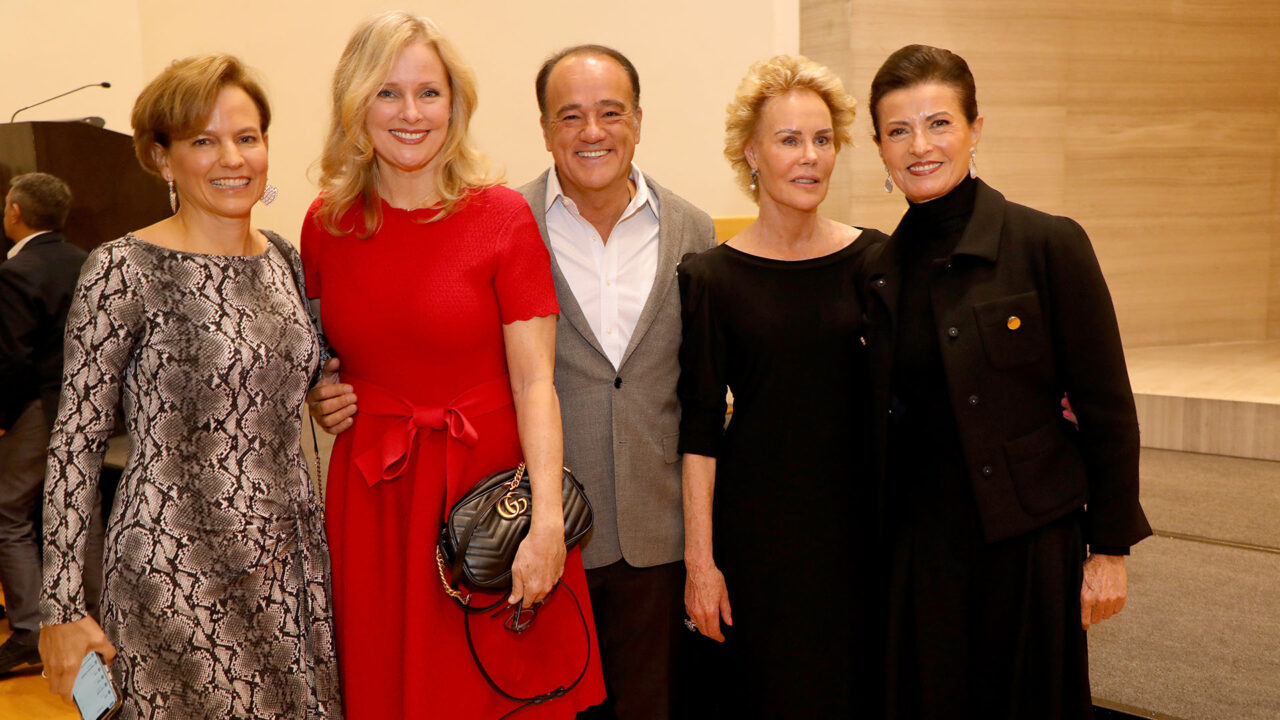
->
309, 416, 323, 488
435, 545, 470, 604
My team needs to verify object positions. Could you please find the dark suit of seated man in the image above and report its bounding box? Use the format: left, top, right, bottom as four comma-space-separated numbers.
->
0, 172, 98, 674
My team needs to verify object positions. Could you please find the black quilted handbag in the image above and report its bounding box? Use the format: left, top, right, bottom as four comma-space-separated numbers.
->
436, 463, 593, 604
435, 464, 595, 717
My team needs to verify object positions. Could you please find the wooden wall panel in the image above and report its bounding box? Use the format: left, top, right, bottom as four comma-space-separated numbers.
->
801, 0, 1280, 347
1272, 233, 1280, 340
1087, 217, 1270, 345
1272, 140, 1280, 340
801, 0, 856, 226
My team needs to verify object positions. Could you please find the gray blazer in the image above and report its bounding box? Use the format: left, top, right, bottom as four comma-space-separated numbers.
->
518, 170, 716, 569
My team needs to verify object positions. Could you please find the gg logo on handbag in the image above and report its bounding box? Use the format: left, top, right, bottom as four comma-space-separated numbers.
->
497, 490, 529, 520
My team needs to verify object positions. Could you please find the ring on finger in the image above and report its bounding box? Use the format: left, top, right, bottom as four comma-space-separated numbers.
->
683, 617, 698, 632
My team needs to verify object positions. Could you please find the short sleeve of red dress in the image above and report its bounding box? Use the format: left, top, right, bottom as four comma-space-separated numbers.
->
493, 194, 559, 323
299, 197, 325, 300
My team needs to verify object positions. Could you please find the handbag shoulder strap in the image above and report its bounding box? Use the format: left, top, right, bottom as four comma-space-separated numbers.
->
264, 230, 331, 376
462, 581, 592, 718
263, 230, 328, 485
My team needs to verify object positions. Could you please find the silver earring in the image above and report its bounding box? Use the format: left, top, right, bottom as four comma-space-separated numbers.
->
168, 179, 177, 213
969, 147, 977, 179
261, 183, 278, 206
748, 168, 758, 191
883, 166, 893, 194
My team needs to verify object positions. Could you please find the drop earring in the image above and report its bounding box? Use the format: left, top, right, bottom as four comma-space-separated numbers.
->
968, 147, 977, 179
261, 183, 278, 206
883, 166, 893, 194
748, 168, 758, 192
168, 179, 177, 213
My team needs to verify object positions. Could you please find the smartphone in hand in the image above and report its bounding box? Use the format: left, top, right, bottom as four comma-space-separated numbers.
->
72, 651, 120, 720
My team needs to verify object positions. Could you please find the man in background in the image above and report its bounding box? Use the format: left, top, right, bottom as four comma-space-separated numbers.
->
0, 172, 90, 673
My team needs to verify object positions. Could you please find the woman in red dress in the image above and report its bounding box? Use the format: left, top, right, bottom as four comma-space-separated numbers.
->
300, 11, 604, 718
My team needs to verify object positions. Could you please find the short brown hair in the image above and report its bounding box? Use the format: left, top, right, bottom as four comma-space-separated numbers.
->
869, 44, 977, 141
723, 55, 856, 201
7, 172, 72, 231
131, 55, 271, 177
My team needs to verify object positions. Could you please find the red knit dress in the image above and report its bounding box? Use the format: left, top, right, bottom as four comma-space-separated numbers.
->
301, 185, 604, 719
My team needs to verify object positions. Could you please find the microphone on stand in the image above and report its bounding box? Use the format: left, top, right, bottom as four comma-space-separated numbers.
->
10, 82, 111, 123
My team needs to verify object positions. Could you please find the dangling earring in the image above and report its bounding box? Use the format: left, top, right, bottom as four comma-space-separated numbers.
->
968, 147, 977, 179
748, 168, 758, 192
883, 166, 893, 194
167, 179, 177, 213
261, 183, 278, 206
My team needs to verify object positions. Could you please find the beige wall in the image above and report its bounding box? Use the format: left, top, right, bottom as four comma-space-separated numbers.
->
9, 2, 1278, 348
802, 0, 1280, 348
3, 0, 797, 240
1, 3, 144, 137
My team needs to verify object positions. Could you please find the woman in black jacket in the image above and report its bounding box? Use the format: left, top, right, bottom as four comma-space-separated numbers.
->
864, 44, 1152, 719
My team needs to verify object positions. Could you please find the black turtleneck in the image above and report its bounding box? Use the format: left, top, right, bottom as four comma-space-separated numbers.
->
896, 172, 972, 251
888, 175, 978, 502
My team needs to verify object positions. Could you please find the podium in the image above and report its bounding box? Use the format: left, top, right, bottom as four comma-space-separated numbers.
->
0, 121, 170, 252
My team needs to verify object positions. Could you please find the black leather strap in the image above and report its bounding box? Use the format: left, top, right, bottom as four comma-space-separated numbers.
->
263, 231, 325, 488
264, 231, 327, 388
461, 581, 592, 718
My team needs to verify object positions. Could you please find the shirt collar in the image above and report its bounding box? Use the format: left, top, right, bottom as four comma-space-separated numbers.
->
545, 163, 658, 219
6, 230, 49, 260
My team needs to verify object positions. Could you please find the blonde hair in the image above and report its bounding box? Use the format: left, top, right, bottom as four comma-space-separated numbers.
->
131, 55, 271, 177
315, 11, 496, 237
723, 55, 856, 201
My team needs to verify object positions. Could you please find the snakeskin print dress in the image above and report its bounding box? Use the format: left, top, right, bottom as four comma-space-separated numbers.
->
41, 233, 341, 719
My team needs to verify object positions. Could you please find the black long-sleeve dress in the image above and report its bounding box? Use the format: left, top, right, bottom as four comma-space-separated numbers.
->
677, 230, 887, 718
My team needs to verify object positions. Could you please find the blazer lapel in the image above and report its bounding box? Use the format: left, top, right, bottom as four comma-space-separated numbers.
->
929, 180, 1007, 312
950, 179, 1005, 263
524, 170, 609, 361
618, 174, 677, 370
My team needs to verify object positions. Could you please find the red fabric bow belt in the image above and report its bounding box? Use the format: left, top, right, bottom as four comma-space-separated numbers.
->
344, 373, 514, 494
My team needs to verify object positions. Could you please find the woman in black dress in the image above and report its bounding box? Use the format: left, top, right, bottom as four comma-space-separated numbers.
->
677, 55, 887, 717
863, 45, 1152, 719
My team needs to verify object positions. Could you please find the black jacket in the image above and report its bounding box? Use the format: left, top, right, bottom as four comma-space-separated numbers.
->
0, 231, 89, 430
863, 180, 1151, 550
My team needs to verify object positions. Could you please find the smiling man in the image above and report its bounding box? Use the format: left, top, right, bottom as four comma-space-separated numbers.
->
517, 45, 715, 720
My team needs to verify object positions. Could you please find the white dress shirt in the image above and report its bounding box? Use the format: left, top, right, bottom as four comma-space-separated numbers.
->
6, 231, 48, 259
546, 164, 661, 369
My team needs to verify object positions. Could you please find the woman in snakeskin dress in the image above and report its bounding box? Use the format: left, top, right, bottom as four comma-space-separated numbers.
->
38, 56, 341, 719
